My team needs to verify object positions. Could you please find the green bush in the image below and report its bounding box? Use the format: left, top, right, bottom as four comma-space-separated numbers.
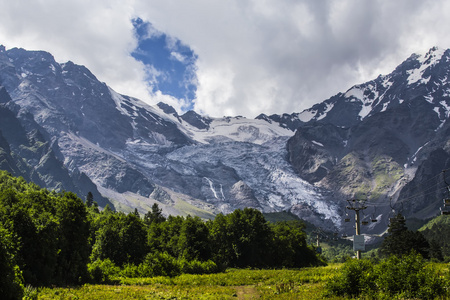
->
325, 258, 374, 297
325, 252, 449, 299
120, 263, 140, 278
139, 252, 181, 277
179, 258, 220, 274
374, 253, 445, 299
87, 259, 120, 283
22, 284, 38, 300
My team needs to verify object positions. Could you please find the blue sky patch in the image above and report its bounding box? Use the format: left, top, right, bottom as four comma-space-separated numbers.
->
131, 18, 197, 109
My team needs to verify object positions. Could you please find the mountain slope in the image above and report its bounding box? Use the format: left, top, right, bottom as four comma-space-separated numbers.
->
0, 85, 111, 207
1, 44, 450, 234
0, 45, 339, 227
285, 47, 450, 232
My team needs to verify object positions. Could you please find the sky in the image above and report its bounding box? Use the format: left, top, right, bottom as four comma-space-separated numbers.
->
0, 0, 449, 118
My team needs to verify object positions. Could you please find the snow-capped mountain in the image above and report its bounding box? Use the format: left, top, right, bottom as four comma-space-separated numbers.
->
1, 44, 450, 234
285, 47, 450, 232
262, 47, 450, 130
0, 45, 339, 228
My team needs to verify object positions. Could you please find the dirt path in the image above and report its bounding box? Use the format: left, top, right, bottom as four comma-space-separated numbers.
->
234, 285, 260, 299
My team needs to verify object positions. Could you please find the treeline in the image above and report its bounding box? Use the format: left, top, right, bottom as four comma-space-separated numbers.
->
0, 171, 323, 299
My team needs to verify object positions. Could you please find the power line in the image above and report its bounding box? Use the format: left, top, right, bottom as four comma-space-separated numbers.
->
361, 169, 449, 208
340, 169, 450, 246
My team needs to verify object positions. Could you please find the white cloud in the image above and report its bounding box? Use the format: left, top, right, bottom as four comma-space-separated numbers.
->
170, 52, 186, 63
1, 0, 450, 118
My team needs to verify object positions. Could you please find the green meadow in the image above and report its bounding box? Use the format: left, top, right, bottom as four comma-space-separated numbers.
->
36, 266, 343, 299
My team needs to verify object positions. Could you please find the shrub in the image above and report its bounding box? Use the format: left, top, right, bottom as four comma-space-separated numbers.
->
120, 263, 140, 278
325, 252, 449, 299
139, 252, 181, 277
87, 259, 120, 283
325, 258, 374, 297
179, 258, 221, 275
22, 284, 38, 300
374, 253, 446, 299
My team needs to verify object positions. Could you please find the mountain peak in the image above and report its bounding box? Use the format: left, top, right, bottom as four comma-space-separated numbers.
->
157, 102, 178, 116
1, 44, 450, 232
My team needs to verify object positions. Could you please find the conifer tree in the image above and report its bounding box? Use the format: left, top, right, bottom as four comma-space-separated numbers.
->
86, 191, 94, 207
144, 203, 166, 225
380, 213, 430, 258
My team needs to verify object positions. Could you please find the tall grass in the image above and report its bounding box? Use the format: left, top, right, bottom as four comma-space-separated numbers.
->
36, 261, 449, 299
37, 266, 341, 299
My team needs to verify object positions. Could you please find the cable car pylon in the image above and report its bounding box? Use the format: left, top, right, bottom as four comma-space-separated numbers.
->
441, 170, 450, 215
346, 198, 368, 259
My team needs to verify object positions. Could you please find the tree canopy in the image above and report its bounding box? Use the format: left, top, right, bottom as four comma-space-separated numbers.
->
0, 170, 324, 294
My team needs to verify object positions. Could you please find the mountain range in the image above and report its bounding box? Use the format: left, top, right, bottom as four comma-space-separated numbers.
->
1, 44, 449, 235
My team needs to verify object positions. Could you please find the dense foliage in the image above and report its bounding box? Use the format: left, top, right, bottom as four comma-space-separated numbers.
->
420, 214, 450, 260
0, 172, 91, 298
325, 252, 450, 299
379, 213, 433, 258
0, 171, 323, 297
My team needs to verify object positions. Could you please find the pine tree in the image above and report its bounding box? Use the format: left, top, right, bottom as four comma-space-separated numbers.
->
380, 213, 430, 258
86, 191, 94, 207
144, 203, 166, 225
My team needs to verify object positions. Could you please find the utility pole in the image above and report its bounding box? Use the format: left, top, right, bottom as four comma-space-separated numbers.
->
312, 228, 325, 255
346, 199, 367, 259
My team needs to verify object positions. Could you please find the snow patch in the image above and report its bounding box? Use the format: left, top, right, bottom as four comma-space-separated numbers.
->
407, 47, 445, 85
381, 76, 393, 89
424, 95, 434, 103
359, 103, 372, 119
317, 102, 334, 121
380, 102, 390, 113
345, 87, 364, 100
433, 106, 440, 116
109, 87, 132, 117
409, 142, 430, 165
440, 100, 450, 117
298, 109, 316, 122
312, 140, 324, 147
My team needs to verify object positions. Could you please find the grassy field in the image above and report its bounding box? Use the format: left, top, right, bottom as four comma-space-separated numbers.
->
36, 265, 345, 299
34, 262, 450, 299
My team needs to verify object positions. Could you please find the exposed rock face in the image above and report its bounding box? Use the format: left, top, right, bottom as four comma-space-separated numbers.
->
1, 45, 450, 233
0, 86, 111, 207
287, 123, 348, 183
229, 180, 259, 209
398, 148, 450, 218
150, 186, 174, 205
284, 48, 450, 231
180, 110, 212, 130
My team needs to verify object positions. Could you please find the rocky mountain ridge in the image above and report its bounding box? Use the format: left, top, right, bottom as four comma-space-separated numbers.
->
1, 44, 449, 234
